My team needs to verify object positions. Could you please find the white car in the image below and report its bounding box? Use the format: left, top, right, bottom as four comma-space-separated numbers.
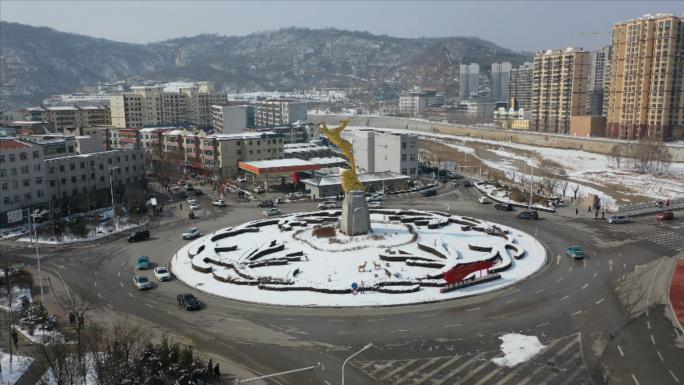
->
318, 201, 337, 209
153, 267, 171, 282
133, 275, 152, 290
212, 199, 226, 207
186, 197, 198, 205
368, 201, 382, 208
182, 227, 200, 240
189, 202, 201, 210
263, 207, 281, 216
478, 197, 489, 204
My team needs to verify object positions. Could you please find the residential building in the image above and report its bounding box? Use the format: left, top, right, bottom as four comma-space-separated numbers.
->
531, 48, 589, 134
256, 123, 309, 144
494, 107, 532, 129
490, 62, 512, 102
0, 139, 47, 226
570, 116, 607, 137
508, 62, 534, 110
284, 142, 335, 159
0, 56, 7, 85
459, 63, 480, 99
211, 104, 255, 134
110, 82, 226, 129
461, 97, 497, 123
341, 130, 419, 176
254, 99, 307, 127
606, 14, 684, 141
586, 46, 611, 116
19, 105, 111, 134
398, 90, 444, 117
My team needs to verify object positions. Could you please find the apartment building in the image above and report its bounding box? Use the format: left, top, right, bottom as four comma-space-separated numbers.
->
459, 63, 480, 99
255, 99, 307, 127
110, 82, 226, 129
491, 62, 512, 102
586, 46, 611, 116
398, 90, 444, 117
211, 104, 255, 134
606, 14, 684, 141
19, 105, 111, 134
508, 62, 534, 110
531, 48, 589, 134
342, 130, 419, 176
0, 139, 47, 226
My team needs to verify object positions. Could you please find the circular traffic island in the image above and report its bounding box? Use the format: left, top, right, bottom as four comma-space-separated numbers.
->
170, 209, 546, 307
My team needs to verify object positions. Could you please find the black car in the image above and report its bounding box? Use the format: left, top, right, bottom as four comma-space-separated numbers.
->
257, 200, 274, 208
128, 230, 150, 242
518, 210, 539, 220
462, 181, 473, 187
422, 189, 437, 197
193, 190, 203, 196
495, 203, 514, 211
177, 293, 201, 311
179, 191, 188, 199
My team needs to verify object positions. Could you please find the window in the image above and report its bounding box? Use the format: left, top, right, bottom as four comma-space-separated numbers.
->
37, 190, 44, 197
81, 175, 86, 181
23, 179, 30, 187
36, 177, 42, 184
401, 168, 407, 175
401, 154, 407, 161
34, 164, 41, 172
33, 151, 40, 159
20, 152, 27, 160
91, 173, 95, 179
80, 162, 85, 169
61, 178, 66, 185
100, 176, 105, 182
50, 180, 55, 187
59, 165, 65, 172
0, 155, 4, 163
70, 163, 75, 170
9, 154, 15, 162
3, 197, 8, 205
1, 183, 7, 191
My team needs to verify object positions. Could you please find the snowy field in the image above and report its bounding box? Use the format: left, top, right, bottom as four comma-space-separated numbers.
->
0, 349, 33, 385
349, 126, 684, 208
171, 210, 546, 307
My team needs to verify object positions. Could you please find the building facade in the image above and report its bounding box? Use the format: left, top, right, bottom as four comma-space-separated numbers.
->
211, 104, 255, 134
254, 99, 307, 127
19, 105, 111, 134
606, 14, 684, 141
342, 130, 419, 176
508, 62, 534, 111
0, 139, 47, 225
490, 62, 512, 102
531, 48, 589, 134
398, 90, 443, 117
586, 46, 611, 116
459, 63, 480, 99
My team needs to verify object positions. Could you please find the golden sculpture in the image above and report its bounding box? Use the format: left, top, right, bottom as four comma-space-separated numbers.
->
319, 120, 365, 192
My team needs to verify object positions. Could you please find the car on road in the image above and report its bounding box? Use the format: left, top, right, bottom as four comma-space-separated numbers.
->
422, 189, 437, 197
255, 186, 265, 194
128, 230, 150, 242
189, 202, 201, 210
368, 201, 382, 208
565, 246, 585, 260
177, 293, 201, 311
263, 207, 281, 216
153, 267, 171, 282
186, 197, 198, 204
495, 203, 513, 211
133, 275, 152, 290
136, 256, 151, 270
318, 201, 337, 209
462, 181, 473, 187
448, 172, 464, 180
366, 195, 383, 202
608, 215, 632, 224
212, 199, 226, 207
236, 176, 247, 183
193, 190, 203, 196
186, 185, 194, 191
257, 200, 274, 208
179, 191, 188, 199
656, 211, 674, 221
181, 227, 200, 240
478, 197, 489, 204
517, 210, 539, 220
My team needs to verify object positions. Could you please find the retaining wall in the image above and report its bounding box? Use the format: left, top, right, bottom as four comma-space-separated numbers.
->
310, 114, 684, 162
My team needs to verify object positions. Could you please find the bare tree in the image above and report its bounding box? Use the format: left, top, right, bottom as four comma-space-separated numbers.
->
560, 181, 569, 199
571, 184, 581, 202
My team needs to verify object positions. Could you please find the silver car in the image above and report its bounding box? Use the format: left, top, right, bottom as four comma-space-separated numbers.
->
608, 215, 632, 224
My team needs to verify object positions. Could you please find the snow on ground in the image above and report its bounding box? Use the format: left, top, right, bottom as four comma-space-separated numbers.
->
0, 226, 28, 241
0, 286, 32, 312
17, 221, 140, 245
474, 182, 554, 211
350, 126, 684, 205
0, 349, 33, 385
491, 333, 545, 368
171, 211, 546, 307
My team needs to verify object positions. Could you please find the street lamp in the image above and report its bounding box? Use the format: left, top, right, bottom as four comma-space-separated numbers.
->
342, 342, 373, 385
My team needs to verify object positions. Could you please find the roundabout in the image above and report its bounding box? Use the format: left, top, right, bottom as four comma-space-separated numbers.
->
170, 209, 546, 306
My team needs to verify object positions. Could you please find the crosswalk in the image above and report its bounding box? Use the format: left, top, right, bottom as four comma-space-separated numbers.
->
352, 334, 591, 385
594, 221, 684, 251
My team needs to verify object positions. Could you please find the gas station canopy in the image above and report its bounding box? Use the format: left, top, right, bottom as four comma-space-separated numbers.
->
238, 158, 321, 176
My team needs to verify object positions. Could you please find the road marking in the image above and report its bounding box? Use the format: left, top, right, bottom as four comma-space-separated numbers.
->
379, 359, 418, 382
650, 334, 655, 345
581, 283, 589, 290
535, 322, 550, 328
145, 303, 155, 309
392, 329, 413, 333
618, 252, 623, 258
117, 271, 121, 277
119, 282, 124, 288
617, 345, 625, 357
466, 307, 480, 312
367, 318, 385, 322
556, 255, 561, 265
571, 310, 582, 317
560, 295, 570, 301
94, 281, 97, 287
325, 319, 343, 323
631, 374, 640, 385
412, 355, 463, 385
417, 314, 436, 318
394, 358, 441, 385
568, 266, 573, 272
492, 338, 565, 385
535, 288, 545, 294
595, 298, 605, 305
106, 304, 114, 310
94, 271, 98, 276
646, 321, 651, 330
557, 277, 565, 282
504, 298, 516, 304
583, 259, 587, 268
97, 293, 102, 298
128, 292, 135, 298
656, 350, 664, 362
431, 353, 485, 385
120, 261, 124, 267
443, 323, 461, 328
623, 263, 627, 269
609, 259, 614, 271
670, 370, 680, 383
451, 360, 490, 385
324, 380, 332, 385
596, 261, 601, 266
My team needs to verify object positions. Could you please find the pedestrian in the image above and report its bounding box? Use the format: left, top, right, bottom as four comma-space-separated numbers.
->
207, 358, 213, 376
179, 203, 183, 211
588, 206, 591, 213
69, 312, 76, 327
12, 328, 18, 350
575, 207, 579, 216
214, 363, 220, 380
594, 211, 598, 220
601, 210, 605, 220
667, 199, 670, 207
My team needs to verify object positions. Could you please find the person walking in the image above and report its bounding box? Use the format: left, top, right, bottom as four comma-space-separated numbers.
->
207, 358, 213, 377
601, 210, 605, 220
12, 328, 18, 350
588, 206, 591, 213
213, 363, 220, 381
594, 210, 598, 220
575, 207, 579, 216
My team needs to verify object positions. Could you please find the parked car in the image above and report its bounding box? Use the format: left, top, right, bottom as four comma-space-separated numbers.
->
179, 191, 188, 199
193, 190, 203, 196
257, 200, 274, 208
495, 203, 513, 211
189, 202, 201, 210
153, 267, 171, 282
263, 207, 281, 216
565, 246, 585, 260
368, 201, 382, 208
608, 215, 632, 224
318, 201, 337, 209
186, 184, 194, 191
462, 181, 473, 187
128, 230, 150, 242
136, 256, 151, 270
236, 176, 247, 183
133, 275, 152, 290
478, 197, 489, 204
656, 211, 674, 221
177, 293, 201, 311
366, 195, 383, 202
212, 199, 226, 207
255, 186, 265, 194
422, 189, 437, 197
518, 210, 539, 220
448, 172, 464, 180
186, 197, 198, 205
182, 227, 200, 240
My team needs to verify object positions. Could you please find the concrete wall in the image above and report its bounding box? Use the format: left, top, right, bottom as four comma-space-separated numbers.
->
311, 114, 684, 162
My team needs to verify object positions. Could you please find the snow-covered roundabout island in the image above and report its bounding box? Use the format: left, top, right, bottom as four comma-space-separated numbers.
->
170, 209, 546, 307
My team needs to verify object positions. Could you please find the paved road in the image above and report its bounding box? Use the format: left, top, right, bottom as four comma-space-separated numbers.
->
6, 184, 684, 385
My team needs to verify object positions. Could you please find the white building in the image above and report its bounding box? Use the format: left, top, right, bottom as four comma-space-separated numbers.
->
255, 99, 307, 127
459, 63, 480, 99
211, 104, 254, 134
342, 130, 419, 176
399, 90, 444, 117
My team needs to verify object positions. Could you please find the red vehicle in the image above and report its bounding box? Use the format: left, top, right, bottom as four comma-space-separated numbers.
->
656, 211, 674, 221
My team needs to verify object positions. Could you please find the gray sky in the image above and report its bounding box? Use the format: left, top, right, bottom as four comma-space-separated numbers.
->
1, 1, 682, 51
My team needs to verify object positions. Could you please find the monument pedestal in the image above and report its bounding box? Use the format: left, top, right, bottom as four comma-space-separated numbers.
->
340, 191, 371, 235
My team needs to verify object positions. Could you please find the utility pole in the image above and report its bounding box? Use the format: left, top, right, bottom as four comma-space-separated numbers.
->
4, 259, 13, 364
29, 212, 45, 304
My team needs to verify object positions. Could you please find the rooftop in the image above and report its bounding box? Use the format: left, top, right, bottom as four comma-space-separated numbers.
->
0, 138, 32, 150
303, 171, 410, 187
239, 158, 320, 175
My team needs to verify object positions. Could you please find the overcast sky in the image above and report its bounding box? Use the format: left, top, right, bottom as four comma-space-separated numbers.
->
1, 1, 682, 51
